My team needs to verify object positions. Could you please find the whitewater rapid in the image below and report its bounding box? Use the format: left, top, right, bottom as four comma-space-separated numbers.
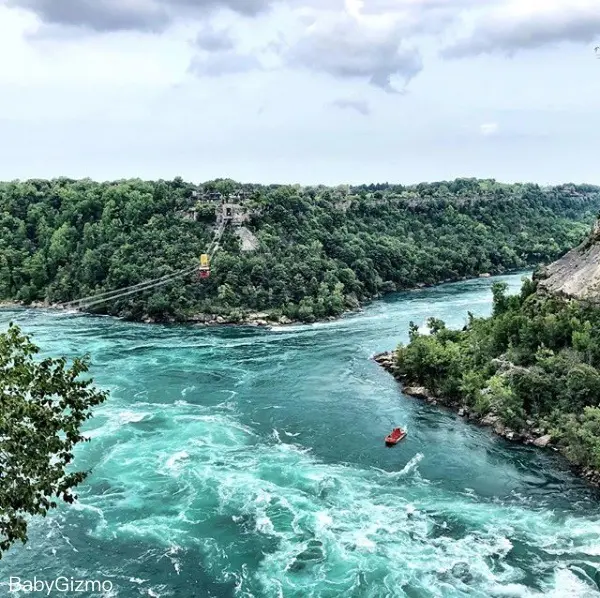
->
1, 273, 599, 598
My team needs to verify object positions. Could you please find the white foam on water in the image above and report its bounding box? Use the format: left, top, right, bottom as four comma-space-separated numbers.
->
399, 451, 423, 474
165, 451, 189, 471
417, 321, 432, 335
255, 490, 272, 506
81, 405, 153, 441
215, 399, 237, 411
268, 324, 310, 333
118, 410, 148, 424
256, 516, 276, 536
315, 512, 333, 529
374, 452, 424, 479
71, 399, 600, 597
165, 545, 182, 575
358, 536, 379, 554
3, 357, 592, 598
484, 567, 600, 598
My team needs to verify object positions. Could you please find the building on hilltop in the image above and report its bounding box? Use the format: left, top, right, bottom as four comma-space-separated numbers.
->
216, 202, 248, 227
190, 189, 222, 201
185, 187, 254, 225
190, 187, 251, 203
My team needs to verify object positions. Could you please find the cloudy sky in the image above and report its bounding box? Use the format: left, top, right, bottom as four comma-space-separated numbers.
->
0, 0, 599, 185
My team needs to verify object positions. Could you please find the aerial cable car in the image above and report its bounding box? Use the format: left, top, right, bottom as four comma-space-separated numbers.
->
198, 253, 211, 279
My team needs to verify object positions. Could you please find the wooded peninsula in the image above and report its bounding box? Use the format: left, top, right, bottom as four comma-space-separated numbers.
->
376, 217, 600, 486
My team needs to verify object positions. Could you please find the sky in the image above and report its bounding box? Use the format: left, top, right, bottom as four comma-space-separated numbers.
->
0, 0, 599, 186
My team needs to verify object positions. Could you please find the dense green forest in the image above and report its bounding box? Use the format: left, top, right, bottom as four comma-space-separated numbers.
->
1, 177, 600, 322
394, 280, 600, 474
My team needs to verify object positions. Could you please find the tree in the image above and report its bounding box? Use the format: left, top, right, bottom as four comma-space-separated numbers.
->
491, 282, 510, 316
0, 324, 107, 557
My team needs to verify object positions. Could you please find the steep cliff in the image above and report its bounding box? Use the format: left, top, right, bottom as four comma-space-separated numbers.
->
536, 220, 600, 301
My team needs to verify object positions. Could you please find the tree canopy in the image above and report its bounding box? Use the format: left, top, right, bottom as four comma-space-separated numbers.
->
0, 324, 107, 557
1, 177, 600, 323
394, 279, 600, 474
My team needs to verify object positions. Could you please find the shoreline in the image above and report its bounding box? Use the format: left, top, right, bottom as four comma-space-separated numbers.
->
0, 301, 343, 329
0, 268, 530, 328
373, 351, 600, 489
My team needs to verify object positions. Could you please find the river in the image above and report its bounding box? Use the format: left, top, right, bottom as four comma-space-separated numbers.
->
1, 273, 599, 598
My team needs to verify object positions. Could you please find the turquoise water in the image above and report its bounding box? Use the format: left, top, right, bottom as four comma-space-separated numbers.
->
1, 273, 600, 598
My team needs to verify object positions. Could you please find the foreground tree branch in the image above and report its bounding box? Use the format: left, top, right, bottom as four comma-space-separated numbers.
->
0, 324, 107, 557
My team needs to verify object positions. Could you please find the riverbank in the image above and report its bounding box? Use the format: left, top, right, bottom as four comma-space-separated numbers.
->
0, 269, 524, 328
177, 269, 520, 327
0, 302, 349, 329
0, 301, 343, 328
373, 350, 600, 488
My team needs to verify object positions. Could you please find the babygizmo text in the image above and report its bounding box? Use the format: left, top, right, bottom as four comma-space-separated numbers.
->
8, 577, 113, 594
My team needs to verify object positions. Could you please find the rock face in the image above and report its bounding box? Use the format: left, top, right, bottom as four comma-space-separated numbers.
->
373, 351, 395, 370
404, 386, 432, 400
480, 414, 500, 427
536, 220, 600, 301
235, 226, 260, 252
533, 434, 552, 448
582, 467, 600, 486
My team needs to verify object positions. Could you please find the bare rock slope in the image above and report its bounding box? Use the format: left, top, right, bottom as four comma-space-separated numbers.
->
235, 226, 259, 252
536, 221, 600, 301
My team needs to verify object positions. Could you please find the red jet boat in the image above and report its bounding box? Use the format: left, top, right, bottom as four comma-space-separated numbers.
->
385, 427, 406, 446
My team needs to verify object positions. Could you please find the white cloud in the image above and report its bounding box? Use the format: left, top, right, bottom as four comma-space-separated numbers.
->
480, 123, 499, 136
3, 0, 278, 33
331, 98, 370, 115
442, 0, 600, 58
189, 51, 264, 76
344, 0, 363, 20
283, 4, 422, 92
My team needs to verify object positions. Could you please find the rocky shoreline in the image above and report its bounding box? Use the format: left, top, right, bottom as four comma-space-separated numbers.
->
0, 269, 518, 328
1, 268, 531, 331
373, 351, 600, 488
177, 312, 304, 328
0, 301, 342, 329
0, 301, 24, 308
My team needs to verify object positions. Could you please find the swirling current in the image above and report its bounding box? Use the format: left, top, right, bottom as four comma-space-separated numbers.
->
1, 273, 599, 598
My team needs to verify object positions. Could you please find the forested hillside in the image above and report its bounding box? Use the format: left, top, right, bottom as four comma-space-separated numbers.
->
1, 177, 600, 323
391, 279, 600, 480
